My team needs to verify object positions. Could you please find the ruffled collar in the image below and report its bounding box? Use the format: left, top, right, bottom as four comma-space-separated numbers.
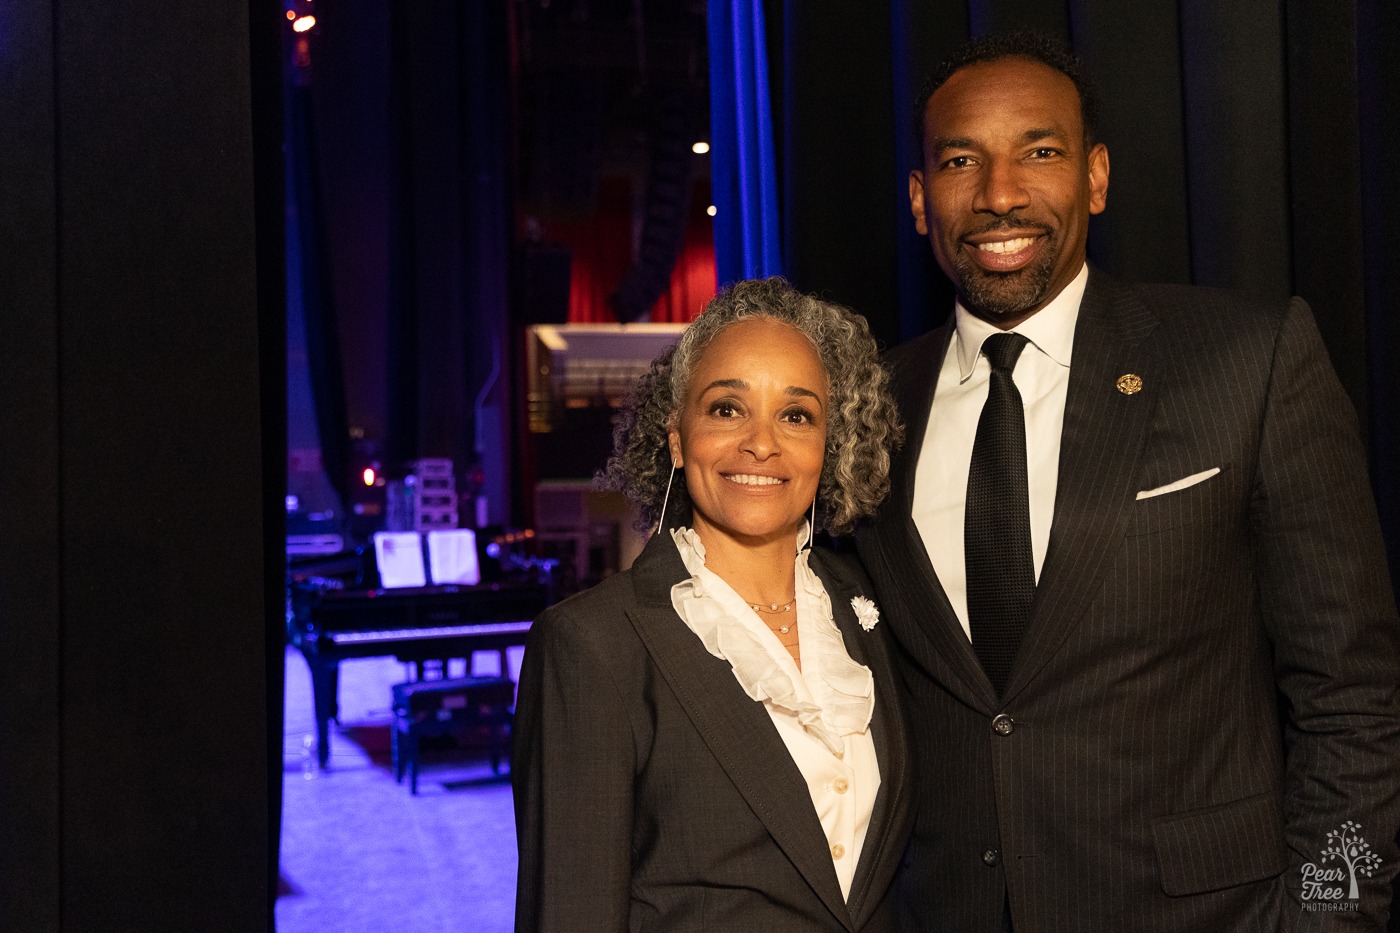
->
668, 527, 875, 756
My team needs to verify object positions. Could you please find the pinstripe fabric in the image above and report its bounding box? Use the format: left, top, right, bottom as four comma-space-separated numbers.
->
856, 269, 1400, 933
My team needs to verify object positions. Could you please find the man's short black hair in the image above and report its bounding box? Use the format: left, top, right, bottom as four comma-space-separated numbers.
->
913, 31, 1101, 154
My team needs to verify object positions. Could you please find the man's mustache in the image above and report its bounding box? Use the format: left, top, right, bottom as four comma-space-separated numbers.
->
964, 216, 1054, 238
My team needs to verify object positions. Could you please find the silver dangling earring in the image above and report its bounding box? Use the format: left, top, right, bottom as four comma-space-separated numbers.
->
655, 460, 678, 535
805, 497, 816, 550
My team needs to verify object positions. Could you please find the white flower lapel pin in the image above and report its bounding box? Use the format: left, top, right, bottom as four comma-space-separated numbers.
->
850, 596, 879, 631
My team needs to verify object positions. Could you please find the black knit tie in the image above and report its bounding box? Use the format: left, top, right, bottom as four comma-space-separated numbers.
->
965, 332, 1034, 697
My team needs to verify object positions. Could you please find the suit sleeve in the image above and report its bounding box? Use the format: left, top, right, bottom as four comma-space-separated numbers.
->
1252, 298, 1400, 929
512, 603, 636, 933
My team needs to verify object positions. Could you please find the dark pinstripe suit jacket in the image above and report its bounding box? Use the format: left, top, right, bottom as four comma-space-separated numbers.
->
856, 269, 1400, 932
513, 525, 914, 932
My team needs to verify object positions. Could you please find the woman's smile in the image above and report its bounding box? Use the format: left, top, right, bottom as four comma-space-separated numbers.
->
723, 472, 787, 486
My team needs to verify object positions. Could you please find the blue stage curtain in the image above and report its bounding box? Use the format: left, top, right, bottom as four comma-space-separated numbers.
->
708, 0, 782, 284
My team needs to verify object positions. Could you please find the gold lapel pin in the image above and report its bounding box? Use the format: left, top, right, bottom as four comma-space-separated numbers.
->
1116, 373, 1143, 395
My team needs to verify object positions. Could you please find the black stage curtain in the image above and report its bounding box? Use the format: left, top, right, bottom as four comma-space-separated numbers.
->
288, 51, 351, 509
307, 0, 515, 511
769, 0, 1400, 584
0, 0, 284, 929
255, 0, 289, 922
1, 0, 62, 925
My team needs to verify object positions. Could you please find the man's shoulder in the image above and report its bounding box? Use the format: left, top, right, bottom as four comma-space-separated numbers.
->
881, 322, 951, 381
1093, 272, 1296, 336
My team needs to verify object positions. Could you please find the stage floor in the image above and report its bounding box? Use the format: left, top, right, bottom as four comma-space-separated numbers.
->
277, 644, 524, 933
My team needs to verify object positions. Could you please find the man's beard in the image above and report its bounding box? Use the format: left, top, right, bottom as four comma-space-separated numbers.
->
952, 227, 1058, 321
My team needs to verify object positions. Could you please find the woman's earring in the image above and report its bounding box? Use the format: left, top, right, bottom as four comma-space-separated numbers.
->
655, 460, 678, 535
805, 497, 816, 549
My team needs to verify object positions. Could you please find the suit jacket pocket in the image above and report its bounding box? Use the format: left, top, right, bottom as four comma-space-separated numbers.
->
1152, 791, 1287, 896
1126, 463, 1233, 537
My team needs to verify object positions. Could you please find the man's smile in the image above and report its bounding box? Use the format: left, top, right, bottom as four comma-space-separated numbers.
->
977, 236, 1038, 254
963, 232, 1046, 273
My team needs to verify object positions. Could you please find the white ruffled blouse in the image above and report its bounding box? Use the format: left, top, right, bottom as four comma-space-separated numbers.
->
668, 527, 881, 899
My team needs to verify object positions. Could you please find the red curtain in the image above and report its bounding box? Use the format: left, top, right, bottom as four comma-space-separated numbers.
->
651, 188, 719, 323
547, 177, 716, 325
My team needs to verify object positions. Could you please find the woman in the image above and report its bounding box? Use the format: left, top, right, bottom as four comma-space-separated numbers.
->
513, 278, 910, 932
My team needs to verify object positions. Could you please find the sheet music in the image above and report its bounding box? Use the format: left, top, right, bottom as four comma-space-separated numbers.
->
427, 529, 481, 585
373, 531, 427, 588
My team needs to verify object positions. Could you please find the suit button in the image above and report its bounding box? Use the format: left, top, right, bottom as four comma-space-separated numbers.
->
992, 714, 1015, 735
982, 848, 1000, 867
833, 777, 849, 794
832, 844, 846, 860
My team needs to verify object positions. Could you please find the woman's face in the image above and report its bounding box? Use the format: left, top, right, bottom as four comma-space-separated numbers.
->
668, 318, 829, 551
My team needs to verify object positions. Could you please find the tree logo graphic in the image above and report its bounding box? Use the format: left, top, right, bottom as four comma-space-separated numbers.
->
1302, 821, 1382, 907
1322, 822, 1382, 899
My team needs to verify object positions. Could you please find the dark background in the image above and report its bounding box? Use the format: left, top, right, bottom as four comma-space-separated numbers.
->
3, 0, 1396, 929
1, 0, 284, 927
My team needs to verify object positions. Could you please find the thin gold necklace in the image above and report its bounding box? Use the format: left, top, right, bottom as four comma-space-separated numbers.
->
740, 593, 797, 634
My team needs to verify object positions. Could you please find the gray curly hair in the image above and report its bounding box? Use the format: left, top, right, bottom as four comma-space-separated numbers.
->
600, 277, 903, 536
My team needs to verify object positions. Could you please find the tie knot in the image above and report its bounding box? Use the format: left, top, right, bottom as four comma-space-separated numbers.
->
982, 332, 1029, 374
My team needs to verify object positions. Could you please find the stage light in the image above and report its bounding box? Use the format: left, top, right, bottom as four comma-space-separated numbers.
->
692, 141, 710, 154
706, 205, 717, 217
293, 14, 316, 32
285, 10, 295, 20
363, 467, 376, 486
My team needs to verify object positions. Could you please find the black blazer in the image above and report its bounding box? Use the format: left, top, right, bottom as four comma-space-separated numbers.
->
856, 269, 1400, 932
513, 526, 914, 933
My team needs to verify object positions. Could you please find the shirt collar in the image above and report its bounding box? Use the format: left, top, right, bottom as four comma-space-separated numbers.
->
952, 262, 1088, 382
667, 527, 875, 753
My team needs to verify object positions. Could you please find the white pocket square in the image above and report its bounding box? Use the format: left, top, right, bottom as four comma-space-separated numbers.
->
1135, 467, 1221, 501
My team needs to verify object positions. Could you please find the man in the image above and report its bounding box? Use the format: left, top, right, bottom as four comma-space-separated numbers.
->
856, 32, 1400, 932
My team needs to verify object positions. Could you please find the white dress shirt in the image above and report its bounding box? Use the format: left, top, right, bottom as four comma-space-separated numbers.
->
912, 263, 1088, 639
669, 527, 881, 899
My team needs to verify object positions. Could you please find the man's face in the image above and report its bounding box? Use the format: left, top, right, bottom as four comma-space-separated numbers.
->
910, 56, 1109, 328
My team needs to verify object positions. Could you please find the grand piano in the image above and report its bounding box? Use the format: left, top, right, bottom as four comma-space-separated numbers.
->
288, 549, 554, 769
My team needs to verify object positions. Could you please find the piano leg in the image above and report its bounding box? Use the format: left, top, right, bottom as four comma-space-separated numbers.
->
406, 729, 420, 795
308, 657, 338, 769
392, 721, 402, 783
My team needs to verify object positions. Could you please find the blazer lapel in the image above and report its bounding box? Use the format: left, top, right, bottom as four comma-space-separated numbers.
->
1002, 269, 1161, 700
866, 323, 999, 711
810, 550, 914, 928
624, 531, 855, 930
